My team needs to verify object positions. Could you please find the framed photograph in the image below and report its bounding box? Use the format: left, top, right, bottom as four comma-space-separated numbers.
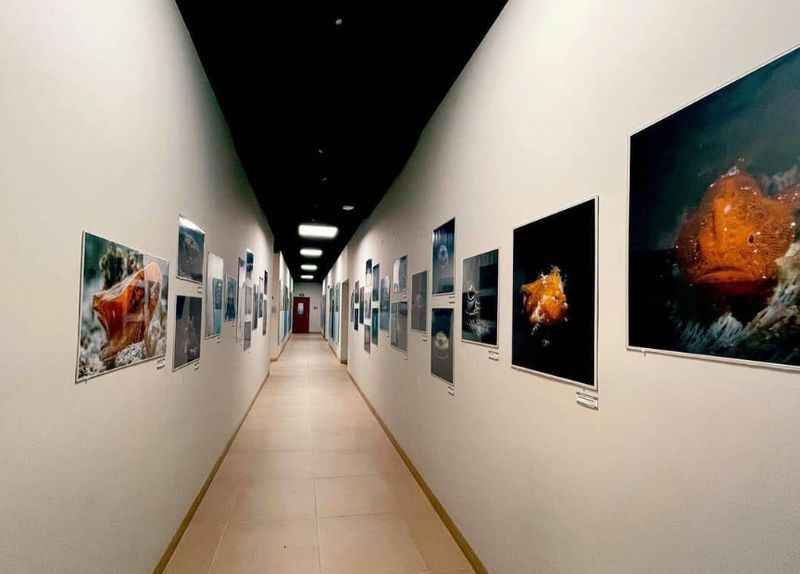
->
431, 308, 454, 383
359, 287, 365, 324
75, 232, 169, 383
236, 257, 245, 341
371, 308, 379, 346
432, 218, 455, 295
174, 295, 202, 370
462, 249, 499, 346
411, 271, 428, 332
365, 260, 372, 320
372, 263, 380, 303
392, 255, 408, 296
512, 198, 597, 388
177, 215, 205, 283
245, 249, 254, 281
262, 271, 268, 336
391, 301, 408, 352
224, 274, 237, 322
252, 283, 259, 331
629, 46, 800, 371
205, 253, 224, 338
364, 313, 370, 353
243, 320, 252, 351
245, 285, 253, 315
380, 276, 390, 331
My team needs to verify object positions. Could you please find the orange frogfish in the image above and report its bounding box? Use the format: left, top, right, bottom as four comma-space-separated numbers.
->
92, 261, 163, 361
676, 168, 800, 295
520, 266, 568, 327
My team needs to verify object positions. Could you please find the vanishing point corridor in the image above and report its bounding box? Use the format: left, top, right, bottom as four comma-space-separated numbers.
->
165, 334, 473, 574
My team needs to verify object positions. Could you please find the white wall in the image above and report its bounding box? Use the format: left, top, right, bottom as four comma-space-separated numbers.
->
0, 2, 275, 573
293, 282, 323, 333
270, 252, 294, 358
343, 2, 800, 573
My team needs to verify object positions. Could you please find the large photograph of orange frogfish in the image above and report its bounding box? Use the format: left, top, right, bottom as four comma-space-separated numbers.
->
76, 232, 169, 383
629, 47, 800, 368
512, 199, 597, 388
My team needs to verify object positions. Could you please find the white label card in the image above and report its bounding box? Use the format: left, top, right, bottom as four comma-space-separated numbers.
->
156, 358, 166, 370
576, 391, 598, 410
193, 362, 200, 371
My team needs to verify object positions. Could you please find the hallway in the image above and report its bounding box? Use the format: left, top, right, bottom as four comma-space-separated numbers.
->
165, 334, 473, 574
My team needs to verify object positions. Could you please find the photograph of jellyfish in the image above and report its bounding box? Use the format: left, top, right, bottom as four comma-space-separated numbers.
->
432, 219, 455, 295
76, 232, 170, 383
431, 308, 454, 383
392, 255, 408, 296
411, 271, 428, 331
391, 302, 408, 352
225, 275, 237, 322
372, 263, 380, 304
629, 47, 800, 370
174, 295, 202, 370
462, 249, 499, 346
364, 313, 370, 353
205, 253, 224, 339
380, 276, 390, 331
512, 198, 596, 388
243, 320, 252, 351
177, 216, 205, 283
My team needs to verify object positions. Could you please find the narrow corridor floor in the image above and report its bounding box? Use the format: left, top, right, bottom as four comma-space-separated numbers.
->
165, 334, 474, 574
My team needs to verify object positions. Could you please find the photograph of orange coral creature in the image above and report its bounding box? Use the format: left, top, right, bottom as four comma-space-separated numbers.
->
76, 232, 170, 383
628, 46, 800, 369
512, 198, 597, 388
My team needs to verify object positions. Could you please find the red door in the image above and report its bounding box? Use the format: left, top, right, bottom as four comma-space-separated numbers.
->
293, 297, 310, 333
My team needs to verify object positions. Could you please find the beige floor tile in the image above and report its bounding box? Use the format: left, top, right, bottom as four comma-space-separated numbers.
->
318, 514, 426, 574
192, 477, 241, 526
232, 429, 312, 452
230, 479, 315, 524
315, 474, 401, 517
312, 449, 405, 478
405, 515, 471, 572
164, 519, 226, 574
209, 519, 320, 574
216, 451, 314, 485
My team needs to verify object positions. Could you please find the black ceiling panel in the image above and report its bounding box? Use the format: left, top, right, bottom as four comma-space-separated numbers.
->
175, 1, 508, 281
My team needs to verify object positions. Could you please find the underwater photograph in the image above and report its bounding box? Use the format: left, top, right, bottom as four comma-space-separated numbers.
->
411, 271, 428, 332
380, 276, 390, 331
224, 275, 237, 322
431, 307, 454, 383
629, 46, 800, 369
177, 216, 205, 283
512, 199, 597, 388
174, 295, 202, 370
76, 232, 170, 383
205, 253, 224, 338
391, 301, 408, 352
432, 219, 455, 295
462, 249, 499, 346
392, 255, 408, 295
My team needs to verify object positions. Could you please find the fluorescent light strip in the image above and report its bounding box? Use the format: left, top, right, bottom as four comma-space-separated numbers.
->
301, 264, 318, 271
298, 223, 338, 239
300, 248, 323, 257
301, 274, 314, 280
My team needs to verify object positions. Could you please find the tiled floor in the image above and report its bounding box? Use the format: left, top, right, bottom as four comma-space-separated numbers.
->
165, 334, 473, 574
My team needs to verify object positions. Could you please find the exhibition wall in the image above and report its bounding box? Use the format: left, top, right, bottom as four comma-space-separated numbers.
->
271, 251, 293, 358
342, 2, 800, 573
293, 282, 323, 333
0, 1, 279, 573
323, 248, 350, 361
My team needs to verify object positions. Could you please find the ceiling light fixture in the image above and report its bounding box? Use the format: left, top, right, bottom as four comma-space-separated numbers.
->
342, 205, 355, 211
298, 224, 338, 239
335, 17, 343, 26
301, 274, 314, 280
300, 248, 323, 257
301, 264, 318, 271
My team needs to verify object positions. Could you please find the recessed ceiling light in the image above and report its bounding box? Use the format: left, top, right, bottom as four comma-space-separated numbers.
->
301, 264, 318, 271
301, 274, 314, 280
300, 248, 323, 257
342, 205, 355, 211
335, 17, 343, 26
298, 224, 338, 239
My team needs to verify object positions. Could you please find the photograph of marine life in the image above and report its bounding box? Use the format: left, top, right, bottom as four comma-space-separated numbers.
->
76, 232, 169, 383
462, 249, 499, 346
432, 219, 455, 295
173, 295, 202, 370
512, 198, 597, 388
177, 215, 205, 283
431, 307, 454, 383
411, 271, 428, 331
628, 46, 800, 369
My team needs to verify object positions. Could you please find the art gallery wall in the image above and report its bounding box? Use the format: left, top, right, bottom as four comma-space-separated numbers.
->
342, 2, 800, 573
323, 247, 350, 360
293, 281, 323, 333
270, 251, 293, 357
0, 2, 276, 573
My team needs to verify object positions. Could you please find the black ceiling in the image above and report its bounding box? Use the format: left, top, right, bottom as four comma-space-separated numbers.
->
175, 1, 508, 281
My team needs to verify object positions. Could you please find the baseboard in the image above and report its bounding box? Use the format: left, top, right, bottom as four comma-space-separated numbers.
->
346, 371, 489, 574
270, 333, 292, 362
152, 370, 271, 574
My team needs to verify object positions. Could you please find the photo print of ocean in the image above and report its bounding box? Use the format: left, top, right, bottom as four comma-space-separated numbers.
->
75, 232, 169, 383
432, 219, 455, 295
629, 46, 800, 369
